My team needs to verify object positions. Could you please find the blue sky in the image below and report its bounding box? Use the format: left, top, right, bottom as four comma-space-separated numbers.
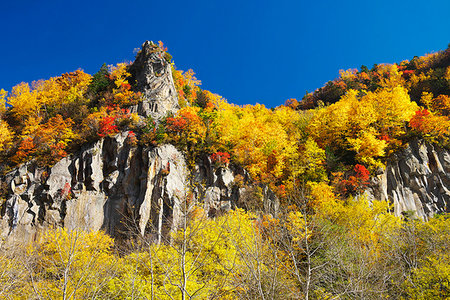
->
1, 0, 449, 107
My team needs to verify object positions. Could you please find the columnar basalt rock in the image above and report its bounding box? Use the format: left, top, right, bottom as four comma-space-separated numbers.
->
129, 41, 179, 119
0, 134, 279, 245
0, 134, 184, 244
364, 140, 450, 219
192, 157, 279, 218
3, 136, 448, 243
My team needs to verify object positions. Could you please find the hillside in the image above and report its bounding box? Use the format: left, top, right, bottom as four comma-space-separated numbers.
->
0, 41, 449, 299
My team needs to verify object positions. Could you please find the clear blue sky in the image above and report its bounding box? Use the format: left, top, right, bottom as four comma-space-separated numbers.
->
1, 0, 449, 107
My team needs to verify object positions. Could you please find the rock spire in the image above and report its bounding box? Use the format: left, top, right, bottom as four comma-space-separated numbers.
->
129, 41, 179, 119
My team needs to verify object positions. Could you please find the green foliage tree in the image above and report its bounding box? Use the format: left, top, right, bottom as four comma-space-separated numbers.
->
87, 63, 110, 97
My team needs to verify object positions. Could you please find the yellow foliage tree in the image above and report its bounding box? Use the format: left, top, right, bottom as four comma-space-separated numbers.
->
421, 92, 450, 116
308, 90, 357, 148
309, 86, 418, 168
107, 63, 141, 106
7, 82, 40, 121
347, 129, 387, 168
404, 254, 450, 299
214, 102, 301, 184
7, 71, 92, 123
432, 94, 450, 116
107, 209, 282, 299
366, 86, 418, 133
399, 215, 450, 299
27, 228, 116, 299
172, 68, 201, 107
0, 89, 7, 116
308, 182, 400, 246
288, 138, 327, 186
376, 64, 405, 88
0, 120, 13, 153
35, 70, 92, 109
339, 68, 358, 81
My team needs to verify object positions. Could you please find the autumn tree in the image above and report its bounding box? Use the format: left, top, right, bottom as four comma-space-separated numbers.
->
213, 102, 302, 185
7, 71, 92, 124
107, 197, 280, 299
165, 106, 207, 166
0, 89, 7, 117
172, 68, 201, 107
7, 82, 40, 122
12, 115, 77, 165
23, 228, 117, 300
0, 120, 13, 154
382, 214, 450, 299
309, 86, 418, 169
409, 109, 450, 146
0, 245, 30, 299
104, 63, 141, 106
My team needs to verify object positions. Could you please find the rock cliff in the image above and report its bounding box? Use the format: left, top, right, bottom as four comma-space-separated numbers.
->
3, 135, 447, 245
0, 133, 279, 245
364, 139, 450, 219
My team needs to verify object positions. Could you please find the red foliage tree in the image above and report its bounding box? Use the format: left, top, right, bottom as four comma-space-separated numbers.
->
333, 164, 370, 196
210, 151, 231, 167
409, 109, 430, 132
166, 117, 188, 133
98, 116, 119, 137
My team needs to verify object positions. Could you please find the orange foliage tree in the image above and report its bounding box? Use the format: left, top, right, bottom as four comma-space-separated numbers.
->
13, 115, 77, 165
409, 109, 450, 145
97, 105, 139, 138
166, 106, 206, 150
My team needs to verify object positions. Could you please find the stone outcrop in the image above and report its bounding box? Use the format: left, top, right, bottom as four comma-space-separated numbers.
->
1, 135, 447, 245
364, 140, 450, 219
129, 41, 179, 119
0, 133, 279, 245
192, 157, 279, 218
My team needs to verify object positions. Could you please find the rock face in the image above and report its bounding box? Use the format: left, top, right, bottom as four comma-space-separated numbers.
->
0, 133, 278, 245
192, 157, 279, 219
364, 140, 450, 219
1, 136, 447, 245
129, 41, 179, 119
